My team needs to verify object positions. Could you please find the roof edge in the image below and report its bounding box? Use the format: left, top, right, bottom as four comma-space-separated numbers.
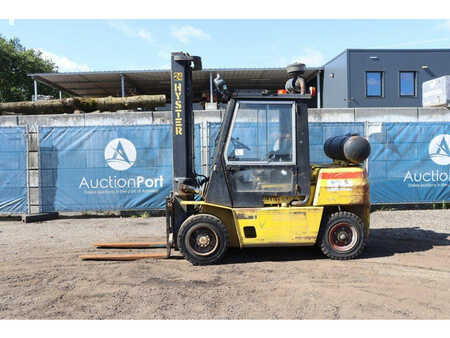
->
28, 66, 323, 78
347, 48, 450, 52
323, 49, 348, 67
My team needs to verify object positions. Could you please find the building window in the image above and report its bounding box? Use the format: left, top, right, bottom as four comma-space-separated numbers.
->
399, 71, 416, 96
366, 72, 383, 97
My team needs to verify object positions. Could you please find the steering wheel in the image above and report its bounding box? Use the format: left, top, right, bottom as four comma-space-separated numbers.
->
267, 151, 283, 162
230, 137, 251, 151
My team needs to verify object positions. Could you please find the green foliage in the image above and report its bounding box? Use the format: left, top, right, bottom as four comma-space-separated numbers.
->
0, 35, 58, 102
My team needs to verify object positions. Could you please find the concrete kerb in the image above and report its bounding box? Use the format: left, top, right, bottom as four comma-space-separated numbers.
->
0, 115, 20, 127
308, 108, 355, 122
355, 107, 419, 122
418, 107, 450, 122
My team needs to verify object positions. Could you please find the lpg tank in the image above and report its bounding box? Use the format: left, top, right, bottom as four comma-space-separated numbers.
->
324, 134, 371, 164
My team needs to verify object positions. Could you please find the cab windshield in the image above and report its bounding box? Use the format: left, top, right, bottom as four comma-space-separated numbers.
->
225, 101, 295, 165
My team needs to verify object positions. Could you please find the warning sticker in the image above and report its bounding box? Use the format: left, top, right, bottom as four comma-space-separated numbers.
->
326, 179, 353, 191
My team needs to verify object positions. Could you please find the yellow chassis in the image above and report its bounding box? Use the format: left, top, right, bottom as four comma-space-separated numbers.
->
181, 167, 370, 248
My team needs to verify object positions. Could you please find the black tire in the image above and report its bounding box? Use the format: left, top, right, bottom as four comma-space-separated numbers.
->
318, 211, 367, 260
177, 214, 229, 266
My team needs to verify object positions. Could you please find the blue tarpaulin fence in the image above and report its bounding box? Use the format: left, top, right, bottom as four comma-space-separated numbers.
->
369, 122, 450, 204
207, 122, 221, 166
0, 127, 28, 213
203, 121, 449, 204
202, 121, 449, 204
38, 124, 202, 212
309, 122, 365, 164
207, 122, 365, 165
0, 121, 441, 214
39, 125, 172, 212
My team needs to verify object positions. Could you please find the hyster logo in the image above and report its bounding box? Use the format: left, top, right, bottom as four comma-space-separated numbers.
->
104, 138, 137, 171
429, 134, 450, 166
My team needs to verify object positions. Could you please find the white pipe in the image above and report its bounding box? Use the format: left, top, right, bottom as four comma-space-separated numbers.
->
120, 74, 125, 98
317, 71, 321, 108
209, 72, 213, 103
33, 80, 38, 101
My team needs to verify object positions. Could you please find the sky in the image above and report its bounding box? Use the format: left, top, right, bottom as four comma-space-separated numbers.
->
1, 19, 450, 72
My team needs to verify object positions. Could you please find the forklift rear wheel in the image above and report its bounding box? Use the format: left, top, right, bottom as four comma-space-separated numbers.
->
178, 214, 229, 265
318, 211, 366, 260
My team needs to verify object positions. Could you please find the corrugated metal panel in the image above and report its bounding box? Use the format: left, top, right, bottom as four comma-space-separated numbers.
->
30, 67, 321, 98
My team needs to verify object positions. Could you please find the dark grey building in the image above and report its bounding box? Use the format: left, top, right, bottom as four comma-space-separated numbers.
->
322, 49, 450, 108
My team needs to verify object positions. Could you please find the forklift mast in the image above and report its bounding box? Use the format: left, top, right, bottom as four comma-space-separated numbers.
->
170, 52, 202, 191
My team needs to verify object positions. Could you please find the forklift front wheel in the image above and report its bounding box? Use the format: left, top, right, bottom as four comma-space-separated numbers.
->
318, 211, 366, 260
177, 214, 229, 265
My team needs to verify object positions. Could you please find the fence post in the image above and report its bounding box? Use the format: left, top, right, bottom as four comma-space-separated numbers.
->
201, 120, 209, 177
364, 121, 369, 174
365, 121, 383, 177
27, 125, 41, 214
22, 126, 59, 222
25, 125, 30, 214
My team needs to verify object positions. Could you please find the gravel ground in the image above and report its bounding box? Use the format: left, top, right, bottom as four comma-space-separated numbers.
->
0, 209, 448, 319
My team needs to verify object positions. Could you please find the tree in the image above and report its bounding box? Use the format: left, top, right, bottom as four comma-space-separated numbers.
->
0, 36, 58, 103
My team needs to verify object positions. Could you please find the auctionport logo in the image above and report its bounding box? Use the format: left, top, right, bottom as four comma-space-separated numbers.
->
79, 137, 164, 192
403, 134, 450, 186
104, 138, 136, 171
429, 134, 450, 166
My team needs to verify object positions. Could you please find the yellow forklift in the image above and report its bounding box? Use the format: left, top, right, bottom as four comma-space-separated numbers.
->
166, 52, 371, 265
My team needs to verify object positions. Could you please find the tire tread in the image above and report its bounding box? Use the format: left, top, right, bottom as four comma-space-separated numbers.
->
177, 214, 229, 266
318, 211, 366, 260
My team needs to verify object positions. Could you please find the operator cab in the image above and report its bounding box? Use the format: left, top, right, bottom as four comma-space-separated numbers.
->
203, 93, 312, 208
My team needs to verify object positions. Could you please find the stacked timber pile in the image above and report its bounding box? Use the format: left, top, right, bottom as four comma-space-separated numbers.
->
0, 95, 166, 115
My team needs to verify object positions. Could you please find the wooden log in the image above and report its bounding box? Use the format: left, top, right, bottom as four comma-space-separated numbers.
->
0, 94, 166, 115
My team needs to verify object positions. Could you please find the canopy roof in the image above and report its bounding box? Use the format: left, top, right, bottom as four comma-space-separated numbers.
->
29, 67, 322, 98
